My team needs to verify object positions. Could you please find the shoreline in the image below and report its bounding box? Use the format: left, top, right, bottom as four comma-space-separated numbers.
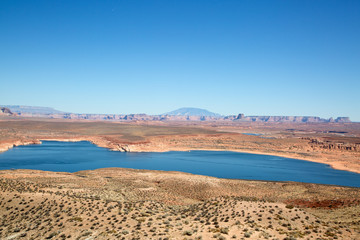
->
1, 167, 359, 189
1, 137, 360, 175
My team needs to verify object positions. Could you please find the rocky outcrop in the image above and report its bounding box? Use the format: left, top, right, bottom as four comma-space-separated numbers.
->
230, 115, 351, 123
0, 107, 13, 115
306, 138, 360, 152
334, 117, 351, 123
236, 113, 245, 120
0, 140, 41, 152
114, 144, 131, 152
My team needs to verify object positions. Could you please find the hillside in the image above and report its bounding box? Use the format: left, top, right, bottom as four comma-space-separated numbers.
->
0, 168, 359, 239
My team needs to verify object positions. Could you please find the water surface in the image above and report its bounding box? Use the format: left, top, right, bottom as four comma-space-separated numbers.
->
0, 141, 359, 187
242, 133, 262, 136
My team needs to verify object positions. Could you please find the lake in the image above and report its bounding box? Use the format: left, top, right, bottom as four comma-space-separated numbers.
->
0, 141, 359, 187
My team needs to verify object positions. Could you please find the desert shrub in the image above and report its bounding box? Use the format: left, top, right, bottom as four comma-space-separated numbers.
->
183, 230, 193, 236
45, 232, 57, 239
220, 228, 229, 234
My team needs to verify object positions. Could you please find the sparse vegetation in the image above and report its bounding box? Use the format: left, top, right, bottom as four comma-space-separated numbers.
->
0, 168, 358, 239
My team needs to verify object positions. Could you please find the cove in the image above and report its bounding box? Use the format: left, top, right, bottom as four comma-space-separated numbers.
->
1, 141, 360, 188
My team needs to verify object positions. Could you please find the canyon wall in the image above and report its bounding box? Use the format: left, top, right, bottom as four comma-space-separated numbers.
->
13, 112, 351, 123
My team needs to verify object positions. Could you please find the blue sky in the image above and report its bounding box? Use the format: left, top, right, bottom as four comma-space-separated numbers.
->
1, 0, 359, 120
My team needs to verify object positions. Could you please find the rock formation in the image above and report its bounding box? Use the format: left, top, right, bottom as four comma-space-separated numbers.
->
0, 107, 14, 116
1, 105, 352, 123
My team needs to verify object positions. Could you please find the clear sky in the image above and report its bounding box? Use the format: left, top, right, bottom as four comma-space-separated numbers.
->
1, 1, 359, 120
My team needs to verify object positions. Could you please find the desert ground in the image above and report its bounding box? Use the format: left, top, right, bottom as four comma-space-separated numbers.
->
0, 118, 360, 239
0, 168, 359, 239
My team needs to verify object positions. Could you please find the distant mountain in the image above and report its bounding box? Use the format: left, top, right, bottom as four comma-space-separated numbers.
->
163, 107, 221, 117
1, 105, 66, 115
1, 104, 351, 123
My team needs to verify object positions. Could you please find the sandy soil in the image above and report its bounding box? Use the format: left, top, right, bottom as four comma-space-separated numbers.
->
0, 168, 359, 239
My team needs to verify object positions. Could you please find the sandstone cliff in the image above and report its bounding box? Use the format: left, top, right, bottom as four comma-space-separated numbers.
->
228, 114, 351, 123
10, 112, 352, 123
2, 105, 352, 123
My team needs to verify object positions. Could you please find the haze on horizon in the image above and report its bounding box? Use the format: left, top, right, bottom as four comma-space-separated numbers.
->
1, 1, 359, 121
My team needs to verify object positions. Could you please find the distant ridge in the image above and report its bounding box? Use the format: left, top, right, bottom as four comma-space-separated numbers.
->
163, 107, 221, 117
1, 105, 66, 115
0, 104, 351, 123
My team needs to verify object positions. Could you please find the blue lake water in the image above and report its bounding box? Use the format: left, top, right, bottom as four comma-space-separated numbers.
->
0, 141, 360, 187
242, 133, 262, 136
